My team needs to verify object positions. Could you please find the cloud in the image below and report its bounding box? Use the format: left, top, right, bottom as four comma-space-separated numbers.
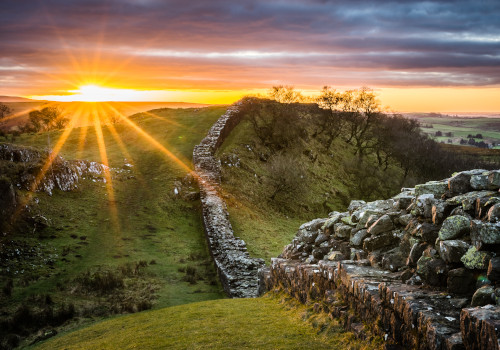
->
1, 0, 500, 95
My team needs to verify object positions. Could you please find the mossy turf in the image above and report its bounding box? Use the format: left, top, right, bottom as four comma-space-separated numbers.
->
32, 295, 379, 350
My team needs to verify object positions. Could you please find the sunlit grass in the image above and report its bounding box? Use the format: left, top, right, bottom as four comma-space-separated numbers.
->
32, 294, 379, 350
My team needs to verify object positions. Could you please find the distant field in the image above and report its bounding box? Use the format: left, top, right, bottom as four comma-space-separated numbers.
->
0, 101, 212, 131
411, 114, 500, 147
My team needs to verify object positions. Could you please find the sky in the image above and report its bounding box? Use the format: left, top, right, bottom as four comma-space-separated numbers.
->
1, 0, 499, 112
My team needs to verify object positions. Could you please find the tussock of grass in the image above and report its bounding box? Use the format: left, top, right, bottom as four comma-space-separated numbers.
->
33, 294, 380, 350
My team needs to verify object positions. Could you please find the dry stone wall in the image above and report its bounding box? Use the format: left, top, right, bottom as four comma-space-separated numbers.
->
260, 169, 500, 349
193, 101, 264, 298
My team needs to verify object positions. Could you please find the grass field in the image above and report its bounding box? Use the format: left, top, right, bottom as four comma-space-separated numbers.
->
31, 294, 380, 350
415, 115, 500, 146
0, 101, 211, 131
1, 106, 228, 346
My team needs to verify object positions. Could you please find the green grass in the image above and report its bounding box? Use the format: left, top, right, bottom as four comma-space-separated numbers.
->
1, 106, 230, 346
418, 116, 500, 144
32, 294, 379, 350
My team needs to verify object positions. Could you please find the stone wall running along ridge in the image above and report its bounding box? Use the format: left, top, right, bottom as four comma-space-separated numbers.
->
260, 169, 500, 349
193, 101, 265, 298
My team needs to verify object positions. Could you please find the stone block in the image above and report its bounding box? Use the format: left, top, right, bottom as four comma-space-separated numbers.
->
438, 215, 470, 240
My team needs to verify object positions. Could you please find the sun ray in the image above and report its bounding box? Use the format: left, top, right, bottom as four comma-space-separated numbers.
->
93, 113, 120, 234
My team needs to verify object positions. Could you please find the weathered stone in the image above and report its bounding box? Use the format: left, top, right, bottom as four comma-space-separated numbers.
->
326, 250, 345, 261
381, 249, 406, 272
363, 231, 398, 251
300, 218, 327, 233
470, 220, 500, 250
439, 240, 470, 263
414, 194, 436, 218
444, 332, 465, 350
461, 247, 492, 270
334, 223, 352, 239
488, 170, 500, 190
412, 222, 440, 243
349, 229, 369, 247
447, 268, 476, 295
312, 247, 329, 260
447, 191, 497, 211
438, 215, 470, 240
417, 256, 448, 286
314, 233, 329, 245
471, 286, 495, 306
348, 200, 366, 213
398, 213, 412, 227
407, 242, 428, 267
367, 214, 394, 236
341, 216, 355, 226
460, 305, 500, 350
488, 204, 500, 223
415, 180, 448, 197
302, 230, 319, 244
449, 172, 473, 194
487, 257, 500, 282
364, 214, 380, 228
432, 200, 455, 224
394, 195, 414, 211
470, 173, 489, 190
322, 212, 347, 234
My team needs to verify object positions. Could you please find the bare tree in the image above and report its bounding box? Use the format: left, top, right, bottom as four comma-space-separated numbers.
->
266, 153, 307, 200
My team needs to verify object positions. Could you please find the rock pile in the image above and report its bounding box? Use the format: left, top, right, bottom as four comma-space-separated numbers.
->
268, 169, 500, 349
281, 169, 500, 305
0, 143, 106, 195
193, 102, 264, 298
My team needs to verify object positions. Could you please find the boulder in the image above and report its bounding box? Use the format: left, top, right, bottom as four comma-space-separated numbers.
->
431, 200, 455, 224
381, 249, 406, 272
487, 257, 500, 282
471, 286, 495, 306
488, 170, 500, 190
349, 229, 369, 247
355, 209, 384, 228
487, 203, 500, 223
414, 194, 436, 218
470, 173, 489, 190
314, 233, 329, 245
363, 232, 397, 252
322, 213, 346, 234
407, 242, 428, 267
326, 251, 345, 261
367, 214, 394, 236
416, 256, 448, 287
438, 215, 470, 240
412, 222, 440, 243
415, 180, 448, 197
348, 200, 366, 213
398, 214, 412, 227
334, 223, 352, 239
447, 268, 476, 295
461, 247, 492, 270
300, 218, 327, 233
439, 240, 470, 264
470, 220, 500, 250
449, 172, 472, 194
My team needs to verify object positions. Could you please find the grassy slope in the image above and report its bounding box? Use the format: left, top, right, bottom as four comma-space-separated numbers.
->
216, 117, 383, 263
33, 294, 380, 350
1, 107, 229, 344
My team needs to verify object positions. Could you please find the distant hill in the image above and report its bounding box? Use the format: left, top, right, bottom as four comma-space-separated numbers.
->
0, 95, 35, 102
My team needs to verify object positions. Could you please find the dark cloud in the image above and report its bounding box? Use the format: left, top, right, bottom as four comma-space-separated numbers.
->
1, 0, 500, 94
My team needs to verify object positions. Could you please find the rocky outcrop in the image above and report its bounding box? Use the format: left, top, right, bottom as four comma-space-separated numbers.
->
0, 143, 106, 196
193, 101, 264, 298
262, 169, 500, 349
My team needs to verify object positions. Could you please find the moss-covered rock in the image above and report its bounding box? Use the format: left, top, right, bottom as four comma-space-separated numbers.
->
461, 246, 492, 270
415, 180, 448, 197
438, 215, 470, 240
